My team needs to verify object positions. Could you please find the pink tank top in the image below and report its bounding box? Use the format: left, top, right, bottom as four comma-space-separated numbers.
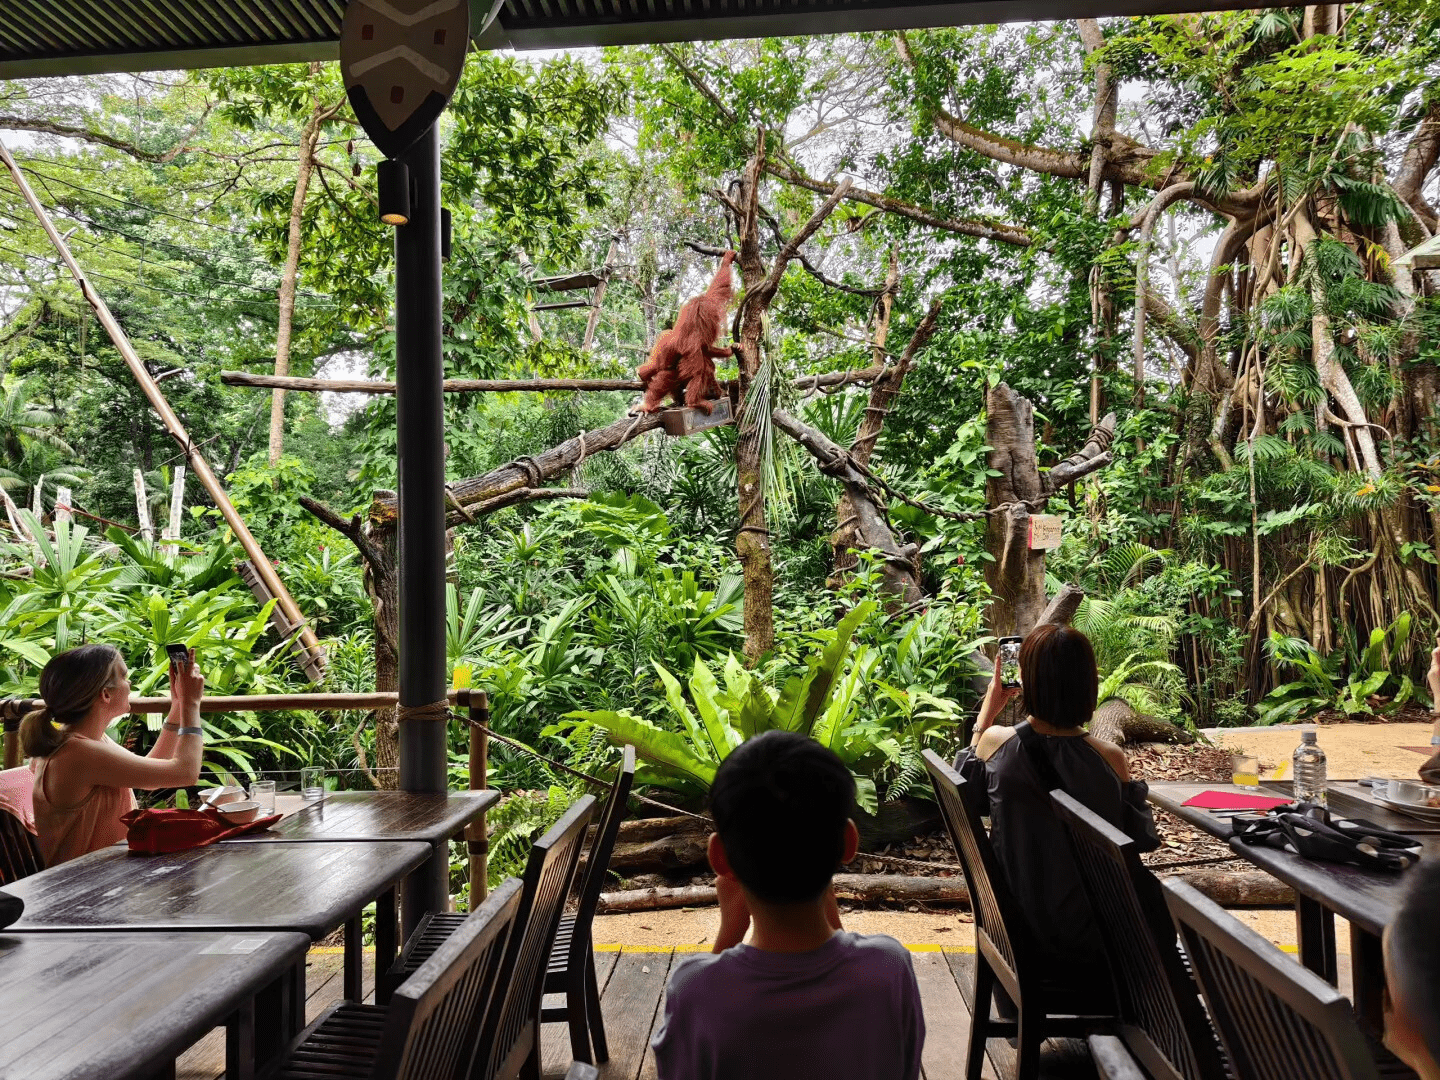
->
31, 735, 137, 866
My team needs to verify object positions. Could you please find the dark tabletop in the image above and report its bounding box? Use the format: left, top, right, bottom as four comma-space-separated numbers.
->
0, 929, 309, 1080
1224, 833, 1440, 936
1147, 780, 1440, 839
4, 839, 429, 938
224, 789, 498, 845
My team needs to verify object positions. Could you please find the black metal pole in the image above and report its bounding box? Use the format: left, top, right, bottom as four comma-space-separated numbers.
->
394, 123, 449, 933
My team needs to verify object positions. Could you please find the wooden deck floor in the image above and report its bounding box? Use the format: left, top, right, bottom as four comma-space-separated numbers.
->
178, 943, 1099, 1080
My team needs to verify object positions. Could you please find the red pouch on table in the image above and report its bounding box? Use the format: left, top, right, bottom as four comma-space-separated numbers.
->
120, 808, 282, 854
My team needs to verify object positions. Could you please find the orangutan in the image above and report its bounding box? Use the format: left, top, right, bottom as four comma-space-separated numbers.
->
636, 250, 735, 414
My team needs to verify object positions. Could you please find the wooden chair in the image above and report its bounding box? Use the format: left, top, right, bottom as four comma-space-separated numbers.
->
0, 807, 42, 887
268, 876, 523, 1080
921, 749, 1113, 1080
467, 795, 597, 1080
541, 745, 636, 1065
1162, 877, 1389, 1080
1052, 790, 1228, 1080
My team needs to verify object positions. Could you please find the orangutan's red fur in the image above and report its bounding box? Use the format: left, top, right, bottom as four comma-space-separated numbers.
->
636, 250, 736, 414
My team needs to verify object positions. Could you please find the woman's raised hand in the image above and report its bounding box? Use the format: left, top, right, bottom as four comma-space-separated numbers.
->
973, 654, 1022, 739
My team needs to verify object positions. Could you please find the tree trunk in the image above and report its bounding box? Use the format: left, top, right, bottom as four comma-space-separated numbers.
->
985, 385, 1049, 636
734, 134, 775, 662
985, 384, 1116, 637
268, 95, 326, 467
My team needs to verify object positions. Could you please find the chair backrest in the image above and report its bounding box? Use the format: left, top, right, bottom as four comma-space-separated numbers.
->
374, 877, 524, 1080
1162, 878, 1380, 1080
471, 794, 597, 1080
921, 749, 1031, 1000
1052, 790, 1227, 1080
568, 746, 635, 952
0, 809, 41, 887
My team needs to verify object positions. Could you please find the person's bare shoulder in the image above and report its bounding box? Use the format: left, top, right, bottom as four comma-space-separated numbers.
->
1084, 734, 1129, 781
976, 725, 1016, 762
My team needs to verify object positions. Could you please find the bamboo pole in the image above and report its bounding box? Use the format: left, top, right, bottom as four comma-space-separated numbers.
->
219, 367, 887, 396
0, 136, 325, 676
460, 689, 489, 907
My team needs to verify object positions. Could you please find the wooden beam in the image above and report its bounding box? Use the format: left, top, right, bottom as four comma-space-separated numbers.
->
220, 366, 886, 397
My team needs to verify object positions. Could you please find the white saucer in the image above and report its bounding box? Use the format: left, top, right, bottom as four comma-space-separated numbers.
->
1375, 795, 1440, 822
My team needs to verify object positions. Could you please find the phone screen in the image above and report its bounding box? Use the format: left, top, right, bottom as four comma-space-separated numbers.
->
166, 643, 190, 668
998, 638, 1022, 687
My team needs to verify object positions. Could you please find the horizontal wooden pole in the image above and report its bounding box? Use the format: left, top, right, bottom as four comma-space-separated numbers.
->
0, 690, 464, 715
221, 372, 644, 394
220, 367, 884, 397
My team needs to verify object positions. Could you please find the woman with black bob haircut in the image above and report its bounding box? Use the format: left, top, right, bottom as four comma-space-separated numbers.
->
23, 643, 205, 866
967, 623, 1159, 986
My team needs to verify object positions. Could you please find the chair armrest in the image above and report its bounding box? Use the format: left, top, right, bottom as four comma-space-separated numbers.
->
564, 1063, 600, 1080
1088, 1035, 1148, 1080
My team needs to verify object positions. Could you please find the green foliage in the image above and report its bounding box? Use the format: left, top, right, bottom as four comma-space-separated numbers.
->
1259, 614, 1419, 724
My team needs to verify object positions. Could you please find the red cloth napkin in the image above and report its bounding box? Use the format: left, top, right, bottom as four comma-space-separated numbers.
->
121, 808, 282, 854
1181, 790, 1292, 811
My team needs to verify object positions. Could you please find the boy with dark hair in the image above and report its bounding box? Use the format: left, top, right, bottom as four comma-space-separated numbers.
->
651, 730, 925, 1080
1385, 860, 1440, 1080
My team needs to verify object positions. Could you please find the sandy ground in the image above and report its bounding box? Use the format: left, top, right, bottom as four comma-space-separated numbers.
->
594, 907, 982, 950
1205, 722, 1434, 780
594, 906, 1325, 956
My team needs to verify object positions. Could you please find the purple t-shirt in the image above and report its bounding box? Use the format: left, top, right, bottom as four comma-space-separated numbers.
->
651, 930, 924, 1080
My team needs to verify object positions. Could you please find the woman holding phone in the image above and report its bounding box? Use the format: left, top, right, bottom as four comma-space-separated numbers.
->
22, 643, 204, 865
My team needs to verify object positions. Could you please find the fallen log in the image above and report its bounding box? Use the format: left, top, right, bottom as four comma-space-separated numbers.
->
1163, 869, 1293, 906
610, 829, 711, 872
616, 816, 707, 843
597, 868, 1291, 914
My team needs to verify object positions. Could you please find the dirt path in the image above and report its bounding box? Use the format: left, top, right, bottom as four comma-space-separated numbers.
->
1205, 721, 1434, 780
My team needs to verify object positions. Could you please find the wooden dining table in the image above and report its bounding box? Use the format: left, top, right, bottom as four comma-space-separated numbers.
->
222, 788, 498, 846
3, 838, 429, 1004
1147, 779, 1437, 1032
0, 929, 309, 1080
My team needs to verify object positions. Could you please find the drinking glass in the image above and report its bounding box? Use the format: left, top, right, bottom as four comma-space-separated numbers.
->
301, 767, 325, 802
249, 780, 276, 813
1231, 754, 1260, 787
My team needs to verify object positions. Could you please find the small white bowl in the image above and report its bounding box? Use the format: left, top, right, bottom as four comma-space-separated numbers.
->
202, 786, 246, 807
216, 801, 262, 825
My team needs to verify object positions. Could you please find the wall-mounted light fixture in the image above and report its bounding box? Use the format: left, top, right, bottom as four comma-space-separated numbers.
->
377, 159, 410, 226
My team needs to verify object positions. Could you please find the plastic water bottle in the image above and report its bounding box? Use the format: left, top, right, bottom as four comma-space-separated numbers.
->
1293, 728, 1328, 807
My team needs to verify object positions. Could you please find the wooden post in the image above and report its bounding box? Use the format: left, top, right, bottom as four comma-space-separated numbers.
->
133, 468, 154, 544
2, 713, 19, 769
162, 466, 185, 556
463, 689, 490, 908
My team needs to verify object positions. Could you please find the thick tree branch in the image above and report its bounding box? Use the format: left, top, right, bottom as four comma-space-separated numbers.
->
1395, 99, 1440, 232
765, 159, 1033, 247
755, 177, 853, 302
658, 44, 739, 125
299, 496, 389, 572
0, 113, 205, 164
375, 412, 666, 520
1042, 413, 1117, 494
892, 30, 1264, 217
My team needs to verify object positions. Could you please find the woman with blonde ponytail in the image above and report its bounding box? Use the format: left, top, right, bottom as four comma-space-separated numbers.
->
26, 644, 205, 865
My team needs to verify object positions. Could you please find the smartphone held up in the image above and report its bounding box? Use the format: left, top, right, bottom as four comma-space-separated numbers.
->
998, 636, 1022, 688
166, 643, 192, 671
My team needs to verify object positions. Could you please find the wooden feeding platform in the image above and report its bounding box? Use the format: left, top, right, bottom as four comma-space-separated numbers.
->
656, 397, 734, 438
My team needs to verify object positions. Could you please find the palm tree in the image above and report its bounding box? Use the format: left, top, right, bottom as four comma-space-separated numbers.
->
0, 379, 89, 502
